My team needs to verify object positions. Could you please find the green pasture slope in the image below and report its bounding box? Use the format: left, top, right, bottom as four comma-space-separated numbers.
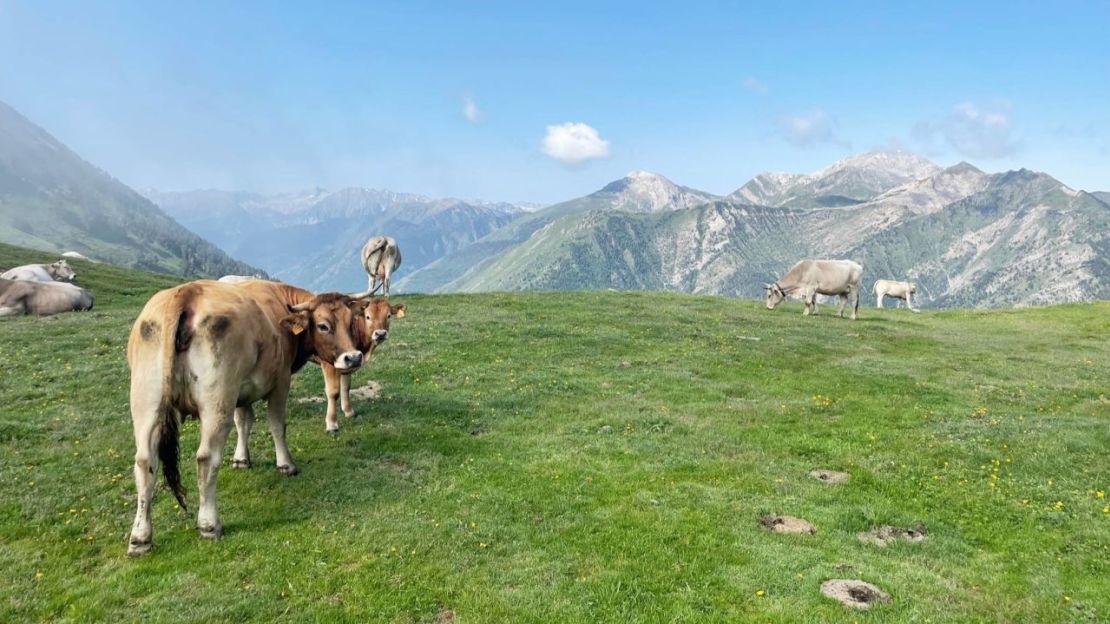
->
1, 241, 1108, 622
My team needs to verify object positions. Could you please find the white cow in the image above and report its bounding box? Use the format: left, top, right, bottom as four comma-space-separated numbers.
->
361, 236, 402, 296
1, 260, 76, 283
218, 274, 266, 284
874, 279, 918, 311
764, 259, 863, 320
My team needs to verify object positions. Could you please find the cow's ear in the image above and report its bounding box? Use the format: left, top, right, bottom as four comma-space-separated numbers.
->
391, 303, 406, 319
281, 312, 309, 336
347, 298, 369, 312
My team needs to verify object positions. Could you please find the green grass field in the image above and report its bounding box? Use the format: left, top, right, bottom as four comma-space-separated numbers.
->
1, 241, 1108, 622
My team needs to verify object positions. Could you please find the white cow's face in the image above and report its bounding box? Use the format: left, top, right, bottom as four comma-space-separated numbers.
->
764, 283, 786, 309
50, 260, 76, 282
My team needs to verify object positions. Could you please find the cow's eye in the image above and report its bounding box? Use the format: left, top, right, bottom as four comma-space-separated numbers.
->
316, 322, 331, 332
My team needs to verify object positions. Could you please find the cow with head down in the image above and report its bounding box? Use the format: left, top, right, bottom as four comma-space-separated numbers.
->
126, 279, 371, 555
318, 296, 407, 432
764, 259, 863, 320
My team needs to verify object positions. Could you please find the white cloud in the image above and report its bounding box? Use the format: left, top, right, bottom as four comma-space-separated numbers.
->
462, 95, 481, 123
542, 122, 610, 163
777, 109, 849, 148
741, 76, 768, 95
913, 101, 1020, 159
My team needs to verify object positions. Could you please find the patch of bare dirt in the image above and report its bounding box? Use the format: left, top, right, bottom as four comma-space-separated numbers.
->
820, 579, 891, 609
759, 514, 816, 535
857, 523, 927, 547
296, 396, 325, 404
350, 380, 382, 400
433, 608, 455, 624
808, 469, 850, 484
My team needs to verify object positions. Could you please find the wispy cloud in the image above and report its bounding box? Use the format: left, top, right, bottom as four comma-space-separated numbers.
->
741, 76, 768, 95
462, 95, 482, 123
777, 108, 849, 148
542, 122, 610, 164
913, 101, 1020, 159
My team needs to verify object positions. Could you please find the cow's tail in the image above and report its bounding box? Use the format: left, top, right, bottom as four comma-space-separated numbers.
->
157, 286, 197, 511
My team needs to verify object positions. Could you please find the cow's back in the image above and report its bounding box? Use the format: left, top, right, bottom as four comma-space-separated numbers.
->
128, 281, 289, 413
0, 265, 52, 282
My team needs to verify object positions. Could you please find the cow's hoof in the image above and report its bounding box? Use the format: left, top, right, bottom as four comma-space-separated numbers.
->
198, 523, 224, 540
325, 426, 339, 435
343, 411, 356, 419
231, 459, 251, 469
127, 538, 152, 557
278, 464, 299, 476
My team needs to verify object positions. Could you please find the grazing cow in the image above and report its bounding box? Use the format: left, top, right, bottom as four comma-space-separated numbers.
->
1, 260, 76, 282
874, 279, 918, 311
764, 259, 863, 320
218, 274, 266, 284
126, 280, 370, 555
317, 298, 407, 432
0, 278, 93, 317
361, 236, 402, 296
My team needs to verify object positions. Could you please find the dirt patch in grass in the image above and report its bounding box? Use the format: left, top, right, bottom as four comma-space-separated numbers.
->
857, 523, 927, 547
808, 469, 849, 484
820, 579, 891, 609
433, 607, 455, 623
759, 514, 816, 535
350, 380, 382, 400
296, 396, 325, 404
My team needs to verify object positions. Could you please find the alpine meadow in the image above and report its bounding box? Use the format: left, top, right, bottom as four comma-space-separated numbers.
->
2, 2, 1109, 623
1, 243, 1108, 622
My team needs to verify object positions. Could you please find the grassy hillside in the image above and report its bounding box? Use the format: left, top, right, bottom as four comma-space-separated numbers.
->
0, 101, 259, 278
1, 243, 1108, 622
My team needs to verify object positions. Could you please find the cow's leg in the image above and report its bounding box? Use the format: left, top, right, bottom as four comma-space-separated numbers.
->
232, 405, 254, 469
322, 363, 341, 432
367, 273, 375, 293
850, 285, 860, 320
340, 373, 355, 419
266, 381, 298, 475
127, 403, 161, 556
876, 291, 884, 308
906, 291, 915, 311
837, 293, 847, 317
195, 404, 234, 539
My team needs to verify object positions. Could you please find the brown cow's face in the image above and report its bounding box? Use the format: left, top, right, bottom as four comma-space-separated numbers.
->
282, 294, 369, 373
362, 300, 406, 355
764, 283, 786, 309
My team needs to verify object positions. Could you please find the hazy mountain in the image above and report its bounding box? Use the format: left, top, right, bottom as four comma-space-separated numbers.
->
147, 188, 524, 291
1093, 191, 1110, 206
0, 100, 258, 277
731, 150, 941, 208
405, 153, 1109, 308
396, 171, 719, 292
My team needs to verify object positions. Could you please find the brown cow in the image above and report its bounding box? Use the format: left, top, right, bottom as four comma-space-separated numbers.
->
318, 298, 406, 432
126, 280, 370, 555
0, 278, 93, 317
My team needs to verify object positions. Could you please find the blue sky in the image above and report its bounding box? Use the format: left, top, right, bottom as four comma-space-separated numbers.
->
1, 1, 1107, 204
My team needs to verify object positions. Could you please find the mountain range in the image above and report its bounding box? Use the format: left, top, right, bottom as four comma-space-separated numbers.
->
0, 101, 258, 277
1, 98, 1105, 308
399, 152, 1109, 307
145, 188, 527, 291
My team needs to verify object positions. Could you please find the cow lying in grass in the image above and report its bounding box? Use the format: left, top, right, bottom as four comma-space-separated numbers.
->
0, 278, 93, 317
1, 259, 76, 282
126, 280, 370, 555
317, 297, 406, 432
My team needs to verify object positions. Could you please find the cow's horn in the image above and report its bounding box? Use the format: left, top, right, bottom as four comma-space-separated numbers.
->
289, 301, 313, 312
762, 283, 771, 290
347, 290, 374, 300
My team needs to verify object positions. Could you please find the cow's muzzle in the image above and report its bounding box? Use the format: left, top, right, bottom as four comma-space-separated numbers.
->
372, 329, 388, 345
334, 351, 364, 373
